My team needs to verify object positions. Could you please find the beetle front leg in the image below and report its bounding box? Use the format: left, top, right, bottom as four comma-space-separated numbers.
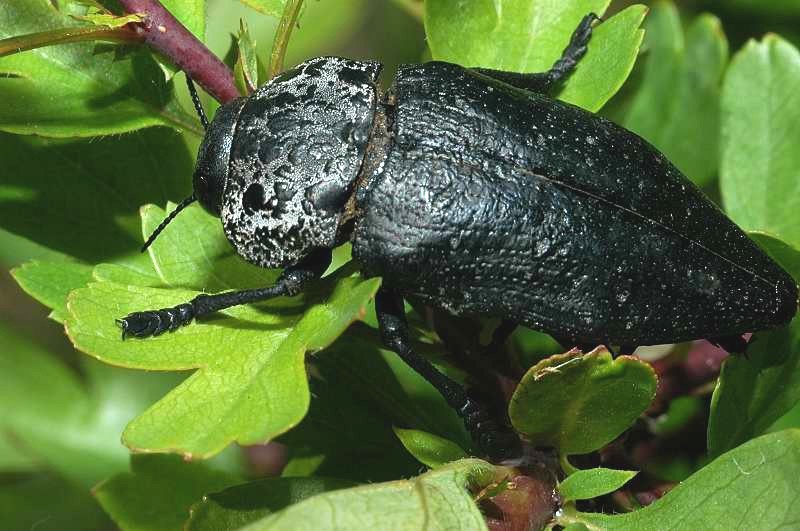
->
118, 248, 332, 339
376, 289, 522, 461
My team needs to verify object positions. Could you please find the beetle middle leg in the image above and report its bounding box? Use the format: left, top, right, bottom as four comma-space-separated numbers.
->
117, 248, 332, 339
376, 288, 522, 461
473, 12, 600, 94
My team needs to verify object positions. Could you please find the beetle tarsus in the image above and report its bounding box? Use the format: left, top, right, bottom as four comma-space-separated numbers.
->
118, 303, 195, 339
545, 12, 601, 87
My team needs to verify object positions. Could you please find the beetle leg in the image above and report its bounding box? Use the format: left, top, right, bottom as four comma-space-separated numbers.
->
376, 288, 522, 461
543, 12, 601, 88
117, 248, 332, 339
484, 319, 518, 354
471, 13, 600, 94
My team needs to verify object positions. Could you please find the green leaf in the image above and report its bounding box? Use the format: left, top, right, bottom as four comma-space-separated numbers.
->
234, 19, 261, 95
70, 12, 142, 28
720, 35, 800, 249
62, 200, 383, 460
624, 4, 729, 187
279, 326, 465, 482
394, 427, 468, 469
160, 0, 205, 41
242, 459, 495, 530
237, 0, 288, 18
561, 430, 800, 529
186, 477, 356, 531
708, 233, 800, 457
0, 0, 200, 136
424, 1, 646, 111
0, 322, 181, 488
509, 348, 657, 454
0, 473, 112, 531
558, 467, 637, 502
0, 129, 192, 263
95, 454, 240, 531
12, 260, 92, 322
66, 270, 379, 459
140, 203, 273, 291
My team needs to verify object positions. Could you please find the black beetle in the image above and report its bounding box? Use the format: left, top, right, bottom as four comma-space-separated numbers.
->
119, 14, 798, 460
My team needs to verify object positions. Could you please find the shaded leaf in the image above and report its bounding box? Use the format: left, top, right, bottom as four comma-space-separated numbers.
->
394, 427, 468, 469
186, 477, 356, 531
234, 19, 261, 95
12, 260, 92, 322
0, 473, 112, 531
0, 129, 192, 263
0, 0, 201, 137
279, 326, 467, 481
708, 233, 800, 457
0, 322, 181, 488
624, 3, 729, 187
243, 459, 495, 530
558, 468, 637, 502
509, 348, 657, 454
720, 35, 800, 249
95, 454, 240, 531
561, 430, 800, 529
424, 1, 646, 111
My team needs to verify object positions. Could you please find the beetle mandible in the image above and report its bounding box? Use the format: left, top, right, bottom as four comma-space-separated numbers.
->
118, 14, 799, 460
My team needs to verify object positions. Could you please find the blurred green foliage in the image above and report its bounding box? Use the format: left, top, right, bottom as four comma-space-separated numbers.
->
2, 0, 800, 529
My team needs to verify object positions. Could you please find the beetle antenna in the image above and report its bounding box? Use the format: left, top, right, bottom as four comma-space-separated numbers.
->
141, 195, 197, 253
186, 75, 209, 130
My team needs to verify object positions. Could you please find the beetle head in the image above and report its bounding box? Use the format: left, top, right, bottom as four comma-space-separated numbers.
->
219, 56, 382, 268
193, 98, 246, 216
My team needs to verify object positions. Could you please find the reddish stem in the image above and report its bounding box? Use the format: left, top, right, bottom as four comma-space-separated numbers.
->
118, 0, 239, 103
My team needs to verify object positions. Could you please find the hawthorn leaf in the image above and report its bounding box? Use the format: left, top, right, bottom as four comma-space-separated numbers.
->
69, 12, 142, 28
0, 473, 112, 531
12, 260, 93, 322
186, 477, 356, 531
624, 4, 729, 187
0, 323, 181, 488
234, 19, 261, 95
66, 268, 380, 458
0, 0, 200, 136
394, 428, 468, 469
95, 454, 240, 531
0, 129, 192, 263
279, 325, 468, 481
243, 459, 495, 530
560, 430, 800, 529
720, 35, 800, 249
558, 468, 637, 502
509, 348, 657, 455
160, 0, 205, 41
424, 1, 646, 111
140, 203, 274, 291
708, 233, 800, 457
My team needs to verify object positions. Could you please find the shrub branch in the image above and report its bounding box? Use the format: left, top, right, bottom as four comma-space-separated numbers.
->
118, 0, 239, 103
